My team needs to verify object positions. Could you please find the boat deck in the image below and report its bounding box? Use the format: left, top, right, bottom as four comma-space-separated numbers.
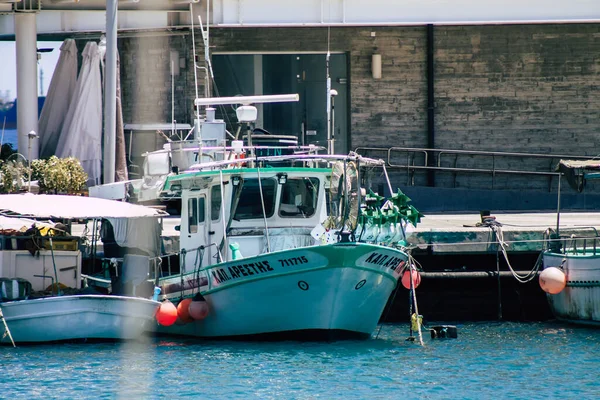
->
159, 211, 600, 255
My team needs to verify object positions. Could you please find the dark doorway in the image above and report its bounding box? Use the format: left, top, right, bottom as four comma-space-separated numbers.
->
212, 53, 348, 154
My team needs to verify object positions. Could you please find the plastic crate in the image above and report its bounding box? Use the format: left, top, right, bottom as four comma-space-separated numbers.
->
43, 239, 79, 251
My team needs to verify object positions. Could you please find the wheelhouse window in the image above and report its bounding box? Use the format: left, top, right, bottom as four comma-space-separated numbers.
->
233, 178, 277, 220
188, 197, 205, 233
279, 177, 320, 218
211, 185, 221, 221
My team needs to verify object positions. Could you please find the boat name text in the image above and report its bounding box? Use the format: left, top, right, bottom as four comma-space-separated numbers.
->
365, 252, 404, 272
210, 256, 309, 285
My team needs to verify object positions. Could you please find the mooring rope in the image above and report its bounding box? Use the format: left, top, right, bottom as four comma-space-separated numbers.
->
256, 167, 271, 252
0, 307, 15, 347
374, 252, 413, 340
490, 224, 542, 283
408, 254, 424, 346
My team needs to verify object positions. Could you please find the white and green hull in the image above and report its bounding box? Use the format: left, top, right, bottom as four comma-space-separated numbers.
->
543, 251, 600, 326
156, 243, 408, 340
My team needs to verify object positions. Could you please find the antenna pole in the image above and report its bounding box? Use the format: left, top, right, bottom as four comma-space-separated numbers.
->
190, 3, 201, 139
326, 27, 332, 155
206, 0, 211, 97
556, 174, 561, 236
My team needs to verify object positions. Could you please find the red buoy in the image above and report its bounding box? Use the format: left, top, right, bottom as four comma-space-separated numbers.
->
539, 267, 566, 294
188, 299, 209, 320
177, 298, 194, 323
156, 300, 178, 326
402, 269, 421, 289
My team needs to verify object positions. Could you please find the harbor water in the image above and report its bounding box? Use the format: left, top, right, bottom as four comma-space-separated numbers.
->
0, 321, 597, 399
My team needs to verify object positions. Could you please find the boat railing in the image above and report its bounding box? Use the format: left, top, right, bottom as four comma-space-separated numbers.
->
183, 149, 382, 172
550, 227, 600, 255
144, 144, 324, 157
355, 146, 596, 189
143, 143, 328, 172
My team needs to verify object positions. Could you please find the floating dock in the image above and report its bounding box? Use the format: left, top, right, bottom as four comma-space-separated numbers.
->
386, 211, 600, 323
408, 211, 599, 254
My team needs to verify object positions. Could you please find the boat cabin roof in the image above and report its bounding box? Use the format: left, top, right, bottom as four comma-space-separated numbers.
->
0, 194, 168, 219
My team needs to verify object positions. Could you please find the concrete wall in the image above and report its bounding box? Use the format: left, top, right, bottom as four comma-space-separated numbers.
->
117, 24, 600, 197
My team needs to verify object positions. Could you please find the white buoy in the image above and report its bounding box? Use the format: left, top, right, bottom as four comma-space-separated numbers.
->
539, 267, 567, 294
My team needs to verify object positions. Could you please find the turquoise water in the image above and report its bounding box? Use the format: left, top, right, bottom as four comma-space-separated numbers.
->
0, 321, 597, 399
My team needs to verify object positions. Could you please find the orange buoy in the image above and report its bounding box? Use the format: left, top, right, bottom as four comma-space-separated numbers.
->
402, 268, 421, 290
539, 267, 566, 294
156, 300, 178, 326
188, 294, 209, 320
177, 298, 194, 323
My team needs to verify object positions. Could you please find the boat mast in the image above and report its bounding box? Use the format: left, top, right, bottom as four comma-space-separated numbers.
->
190, 3, 201, 139
198, 10, 214, 100
326, 27, 332, 155
197, 3, 215, 151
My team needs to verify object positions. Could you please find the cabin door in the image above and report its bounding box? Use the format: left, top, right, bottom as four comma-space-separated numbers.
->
181, 192, 210, 272
207, 184, 226, 265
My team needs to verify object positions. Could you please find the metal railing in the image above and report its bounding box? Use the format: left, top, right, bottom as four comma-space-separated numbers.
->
355, 146, 597, 189
550, 227, 600, 256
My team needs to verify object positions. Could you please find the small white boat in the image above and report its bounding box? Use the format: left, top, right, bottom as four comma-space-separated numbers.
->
542, 250, 600, 326
540, 159, 600, 326
0, 295, 159, 344
0, 194, 166, 344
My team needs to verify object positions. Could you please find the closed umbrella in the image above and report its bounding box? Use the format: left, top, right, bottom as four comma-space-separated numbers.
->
38, 39, 78, 158
56, 41, 103, 186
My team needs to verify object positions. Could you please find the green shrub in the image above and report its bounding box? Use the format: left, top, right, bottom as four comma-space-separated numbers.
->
0, 156, 88, 194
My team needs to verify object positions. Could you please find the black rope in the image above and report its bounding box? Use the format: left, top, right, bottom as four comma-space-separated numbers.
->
374, 258, 406, 339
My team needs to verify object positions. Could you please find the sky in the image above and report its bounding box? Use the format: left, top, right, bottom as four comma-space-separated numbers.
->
0, 41, 63, 101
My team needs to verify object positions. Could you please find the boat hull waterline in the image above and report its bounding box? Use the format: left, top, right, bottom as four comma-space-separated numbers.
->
543, 252, 600, 326
156, 243, 408, 339
0, 295, 160, 344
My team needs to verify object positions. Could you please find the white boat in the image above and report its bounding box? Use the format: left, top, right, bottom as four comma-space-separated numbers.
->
540, 159, 600, 326
542, 249, 600, 326
0, 295, 159, 343
159, 242, 409, 340
147, 94, 421, 340
0, 194, 166, 344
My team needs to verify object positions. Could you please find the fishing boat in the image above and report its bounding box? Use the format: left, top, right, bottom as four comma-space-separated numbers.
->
147, 94, 422, 340
0, 194, 165, 344
540, 159, 600, 326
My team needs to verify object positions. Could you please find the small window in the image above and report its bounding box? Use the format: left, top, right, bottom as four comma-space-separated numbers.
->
198, 198, 206, 223
233, 178, 277, 220
188, 197, 206, 234
211, 185, 221, 221
188, 198, 198, 233
279, 177, 320, 218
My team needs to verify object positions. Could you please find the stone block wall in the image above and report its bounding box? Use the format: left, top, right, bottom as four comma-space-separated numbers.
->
433, 24, 600, 191
118, 33, 200, 127
115, 24, 600, 194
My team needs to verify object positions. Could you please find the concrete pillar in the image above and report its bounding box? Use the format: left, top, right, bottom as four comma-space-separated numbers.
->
14, 12, 39, 160
103, 0, 118, 184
